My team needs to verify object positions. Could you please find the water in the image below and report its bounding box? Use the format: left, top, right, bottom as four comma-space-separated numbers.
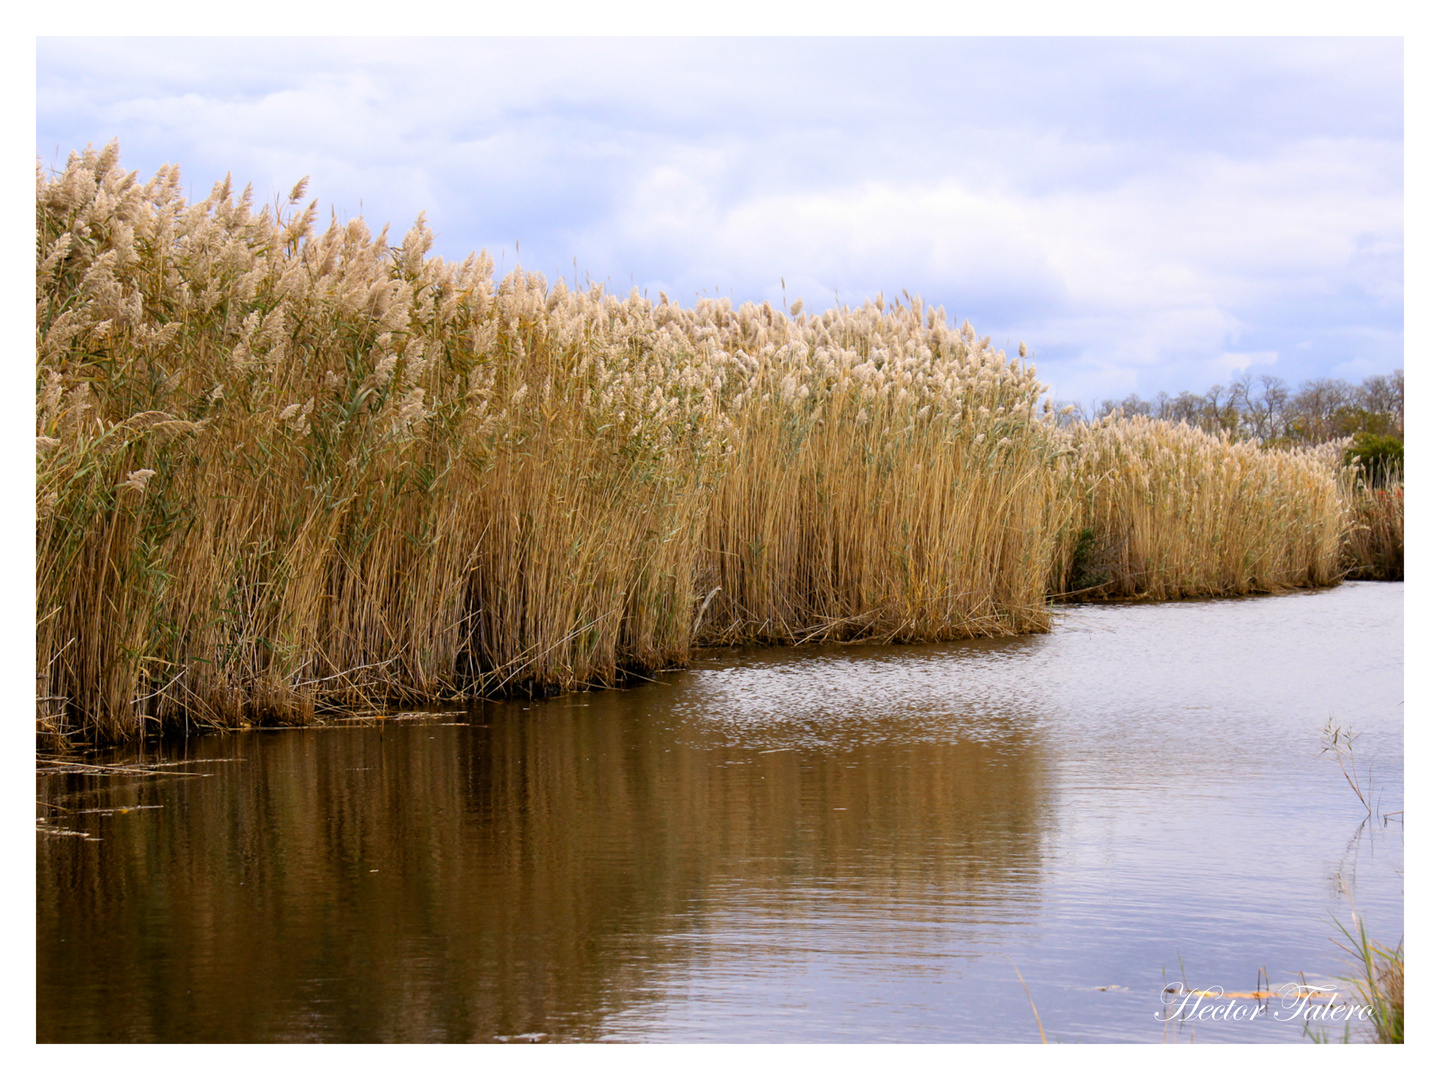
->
36, 582, 1404, 1042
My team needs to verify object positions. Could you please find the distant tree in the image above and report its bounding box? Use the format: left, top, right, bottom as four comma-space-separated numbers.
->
1121, 393, 1151, 418
1290, 378, 1356, 442
1330, 405, 1395, 439
1255, 375, 1290, 443
1057, 370, 1400, 448
1201, 383, 1238, 435
1167, 391, 1207, 428
1357, 370, 1404, 433
1228, 374, 1260, 440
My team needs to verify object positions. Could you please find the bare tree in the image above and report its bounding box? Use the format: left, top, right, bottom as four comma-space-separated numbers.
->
1256, 374, 1290, 443
1121, 393, 1151, 418
1228, 374, 1260, 440
1168, 391, 1207, 428
1201, 383, 1238, 435
1359, 370, 1404, 429
1060, 370, 1399, 445
1292, 378, 1356, 442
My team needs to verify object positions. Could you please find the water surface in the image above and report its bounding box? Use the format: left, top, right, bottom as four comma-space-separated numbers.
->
37, 582, 1403, 1042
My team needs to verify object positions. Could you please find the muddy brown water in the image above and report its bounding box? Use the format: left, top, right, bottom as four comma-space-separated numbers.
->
37, 582, 1403, 1042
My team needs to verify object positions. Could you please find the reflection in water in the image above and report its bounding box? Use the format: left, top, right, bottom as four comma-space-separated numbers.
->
37, 583, 1402, 1043
38, 699, 1046, 1041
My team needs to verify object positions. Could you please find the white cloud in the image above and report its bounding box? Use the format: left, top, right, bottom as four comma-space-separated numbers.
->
35, 36, 1403, 403
554, 129, 1398, 402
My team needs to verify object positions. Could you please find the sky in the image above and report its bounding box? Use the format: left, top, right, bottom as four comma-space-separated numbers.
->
9, 20, 1435, 1068
35, 35, 1404, 408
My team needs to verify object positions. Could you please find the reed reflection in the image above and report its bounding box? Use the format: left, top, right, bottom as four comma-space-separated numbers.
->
38, 659, 1049, 1042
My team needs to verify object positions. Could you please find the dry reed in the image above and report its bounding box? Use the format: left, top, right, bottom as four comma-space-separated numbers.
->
1340, 477, 1403, 582
695, 298, 1061, 643
37, 144, 728, 742
36, 144, 1363, 743
1052, 414, 1345, 600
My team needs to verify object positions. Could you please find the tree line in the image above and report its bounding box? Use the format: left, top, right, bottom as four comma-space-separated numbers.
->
1062, 369, 1404, 447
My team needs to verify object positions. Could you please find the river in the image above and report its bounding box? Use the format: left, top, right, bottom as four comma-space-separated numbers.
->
36, 581, 1403, 1042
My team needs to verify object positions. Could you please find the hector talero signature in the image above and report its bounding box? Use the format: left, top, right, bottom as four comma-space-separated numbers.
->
1155, 981, 1376, 1025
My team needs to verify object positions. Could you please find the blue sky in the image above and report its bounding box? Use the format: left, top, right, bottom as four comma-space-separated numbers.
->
36, 36, 1403, 405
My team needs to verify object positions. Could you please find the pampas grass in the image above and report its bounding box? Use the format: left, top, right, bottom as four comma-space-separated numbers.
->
36, 145, 1068, 742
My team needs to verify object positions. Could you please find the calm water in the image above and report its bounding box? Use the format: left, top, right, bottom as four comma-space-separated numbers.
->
36, 582, 1404, 1043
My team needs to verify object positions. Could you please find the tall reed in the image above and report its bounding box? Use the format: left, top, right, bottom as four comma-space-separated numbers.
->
37, 144, 729, 742
36, 145, 1068, 743
695, 298, 1063, 643
36, 144, 1362, 744
1340, 477, 1404, 582
1053, 414, 1344, 599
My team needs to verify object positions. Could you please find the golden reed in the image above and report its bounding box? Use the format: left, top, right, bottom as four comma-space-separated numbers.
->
35, 145, 1364, 743
1052, 415, 1346, 599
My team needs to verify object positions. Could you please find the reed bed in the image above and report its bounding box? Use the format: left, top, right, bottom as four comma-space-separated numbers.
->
36, 145, 1067, 742
695, 300, 1062, 643
37, 145, 731, 742
36, 145, 1368, 743
1341, 479, 1404, 582
1053, 415, 1345, 599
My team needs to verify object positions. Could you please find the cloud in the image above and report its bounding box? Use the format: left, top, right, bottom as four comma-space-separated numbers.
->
555, 131, 1399, 400
36, 36, 1403, 403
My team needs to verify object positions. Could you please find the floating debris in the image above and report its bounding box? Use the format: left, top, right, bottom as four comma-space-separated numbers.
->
73, 805, 164, 816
